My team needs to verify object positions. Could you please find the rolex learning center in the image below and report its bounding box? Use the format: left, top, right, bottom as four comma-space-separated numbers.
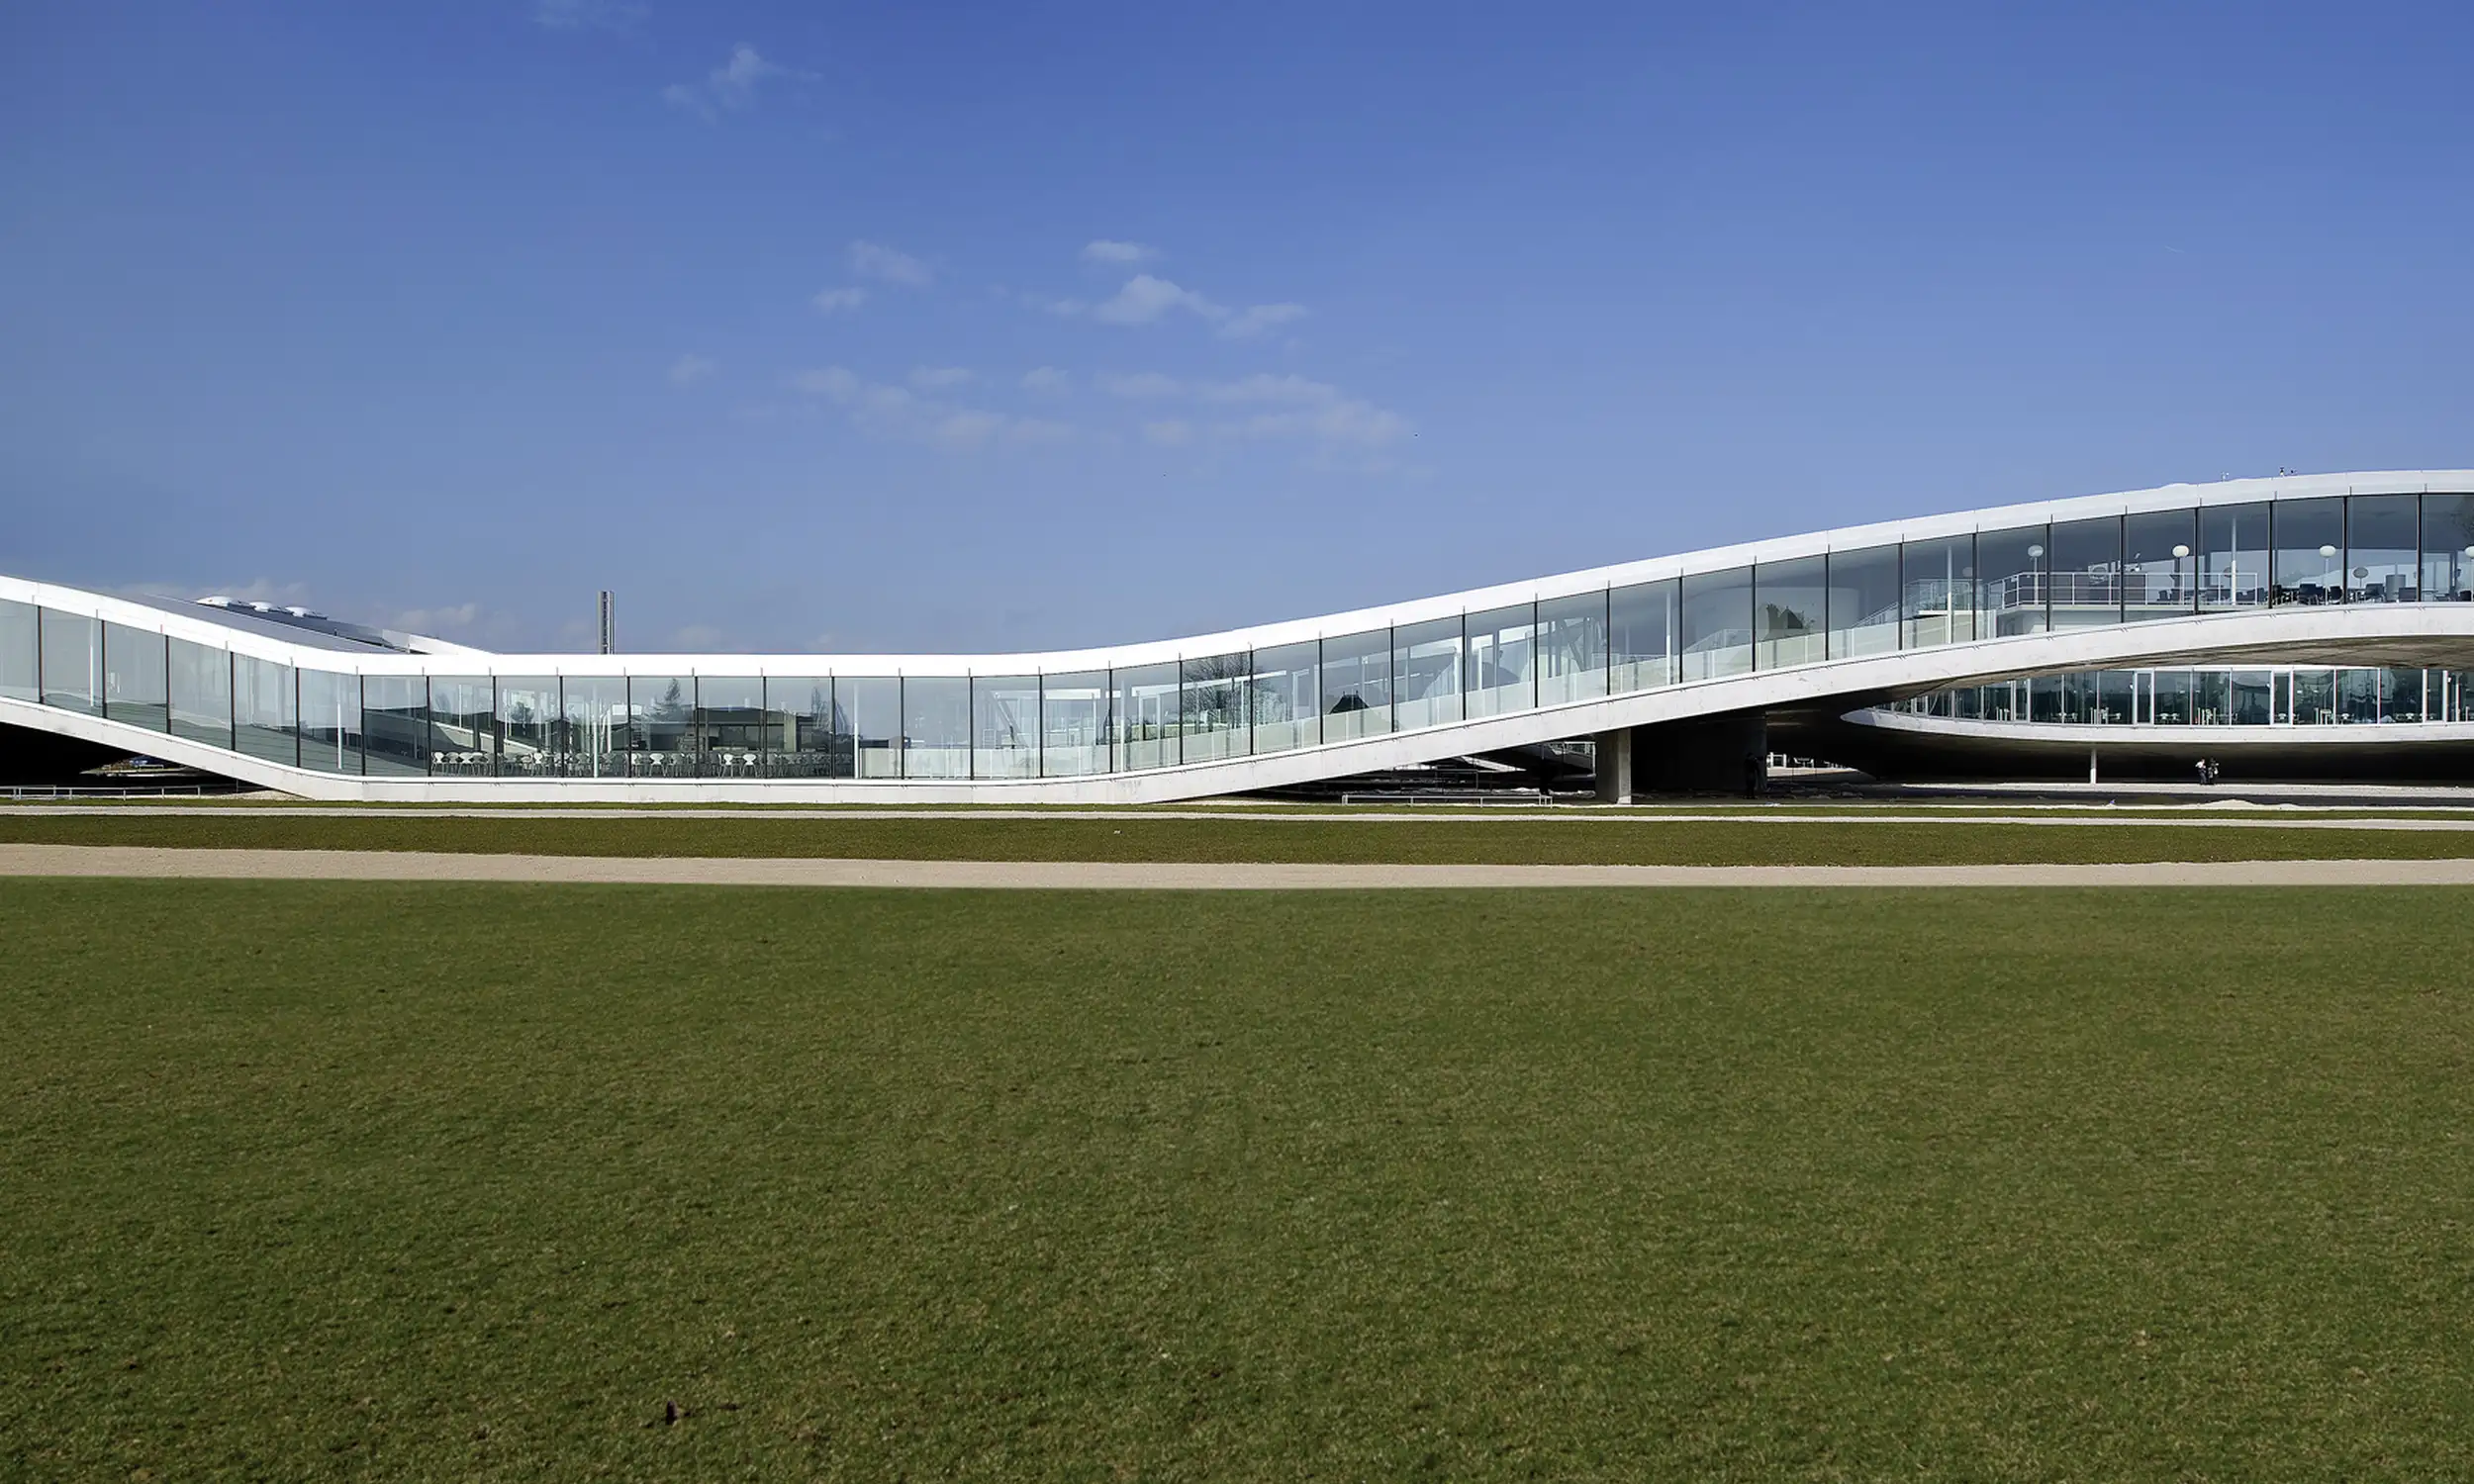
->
10, 470, 2474, 800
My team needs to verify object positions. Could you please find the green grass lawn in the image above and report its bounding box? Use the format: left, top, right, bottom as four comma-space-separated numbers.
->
8, 807, 2474, 865
6, 882, 2474, 1479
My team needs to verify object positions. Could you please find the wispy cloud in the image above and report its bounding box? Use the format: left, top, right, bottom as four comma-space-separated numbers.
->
663, 44, 792, 121
667, 353, 717, 387
1067, 274, 1309, 339
1220, 302, 1307, 339
1099, 371, 1410, 450
1096, 370, 1185, 399
848, 239, 932, 288
909, 365, 975, 389
1082, 239, 1157, 265
1019, 366, 1070, 393
793, 365, 1075, 450
532, 0, 646, 31
811, 286, 867, 315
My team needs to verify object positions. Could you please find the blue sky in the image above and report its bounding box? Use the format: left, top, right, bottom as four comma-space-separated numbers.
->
4, 2, 2470, 652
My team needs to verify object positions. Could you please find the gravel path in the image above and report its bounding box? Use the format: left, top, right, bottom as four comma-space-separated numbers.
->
8, 844, 2474, 889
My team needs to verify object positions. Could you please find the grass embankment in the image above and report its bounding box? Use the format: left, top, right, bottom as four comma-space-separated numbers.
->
6, 881, 2473, 1477
5, 809, 2474, 865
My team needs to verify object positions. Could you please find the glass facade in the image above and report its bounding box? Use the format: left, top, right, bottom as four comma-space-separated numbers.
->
15, 485, 2474, 788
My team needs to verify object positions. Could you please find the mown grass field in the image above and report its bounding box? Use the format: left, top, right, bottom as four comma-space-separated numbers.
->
7, 881, 2474, 1479
7, 806, 2474, 865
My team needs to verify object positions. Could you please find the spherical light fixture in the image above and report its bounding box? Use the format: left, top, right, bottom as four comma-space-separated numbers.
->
2171, 544, 2190, 559
2319, 545, 2337, 558
2027, 544, 2044, 559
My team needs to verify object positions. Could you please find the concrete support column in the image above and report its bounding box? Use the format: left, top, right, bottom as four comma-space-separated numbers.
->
1592, 727, 1634, 803
1633, 712, 1769, 797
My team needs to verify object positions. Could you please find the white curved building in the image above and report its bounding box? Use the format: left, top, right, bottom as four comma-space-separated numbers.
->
7, 470, 2474, 799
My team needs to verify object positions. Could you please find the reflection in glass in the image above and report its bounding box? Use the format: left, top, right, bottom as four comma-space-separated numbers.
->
1537, 591, 1608, 705
234, 655, 299, 766
973, 674, 1041, 778
40, 609, 101, 712
1113, 662, 1179, 771
2153, 670, 2191, 724
0, 599, 35, 702
1394, 617, 1464, 727
2272, 497, 2343, 605
1977, 527, 2049, 636
766, 677, 842, 778
299, 671, 363, 774
1753, 556, 1826, 670
2293, 669, 2335, 724
1609, 579, 1676, 693
696, 676, 767, 779
2195, 670, 2231, 724
2346, 494, 2418, 603
839, 677, 901, 779
428, 676, 498, 777
2421, 494, 2474, 602
103, 622, 168, 731
1041, 669, 1110, 776
628, 676, 696, 778
2382, 668, 2424, 722
1827, 545, 1900, 660
364, 675, 428, 775
904, 676, 972, 779
1320, 630, 1390, 742
2098, 670, 2133, 724
2124, 509, 2197, 621
2201, 502, 2270, 609
1181, 653, 1251, 764
560, 676, 624, 779
497, 676, 562, 778
2230, 670, 2272, 725
1465, 603, 1536, 716
1900, 535, 1975, 648
168, 637, 232, 748
2335, 668, 2378, 722
1680, 567, 1752, 681
1249, 641, 1319, 754
2047, 516, 2122, 629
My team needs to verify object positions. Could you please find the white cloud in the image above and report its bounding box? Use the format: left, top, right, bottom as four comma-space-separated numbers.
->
792, 365, 1076, 450
1092, 274, 1221, 326
1019, 366, 1070, 393
1142, 419, 1194, 447
667, 353, 717, 387
811, 286, 868, 314
1219, 302, 1308, 339
1097, 370, 1184, 399
909, 365, 975, 389
664, 44, 791, 121
1196, 373, 1339, 406
848, 239, 932, 287
533, 0, 646, 31
1082, 239, 1157, 265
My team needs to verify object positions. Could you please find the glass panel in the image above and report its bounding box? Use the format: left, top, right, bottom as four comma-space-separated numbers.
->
2153, 670, 2191, 725
2098, 670, 2134, 724
2200, 502, 2269, 609
233, 655, 298, 766
425, 676, 497, 777
495, 677, 562, 778
560, 676, 624, 779
298, 671, 362, 775
1465, 603, 1536, 716
2048, 515, 2122, 630
2271, 497, 2343, 605
2346, 494, 2418, 603
1976, 527, 2048, 637
1249, 641, 1319, 754
103, 622, 167, 731
39, 609, 100, 713
168, 637, 232, 748
1753, 556, 1826, 671
2335, 669, 2378, 723
627, 676, 696, 779
1679, 567, 1752, 681
2230, 671, 2272, 725
903, 676, 971, 779
1537, 592, 1608, 706
2194, 671, 2231, 724
839, 677, 901, 779
1112, 662, 1179, 771
2420, 494, 2474, 603
1393, 617, 1464, 728
766, 677, 842, 779
2382, 668, 2424, 723
1899, 535, 1975, 649
1180, 653, 1250, 764
1609, 580, 1677, 693
2029, 674, 2064, 723
972, 674, 1041, 779
0, 598, 35, 702
2293, 669, 2335, 725
1040, 669, 1110, 776
2124, 509, 2197, 621
1319, 630, 1391, 743
1826, 546, 1900, 661
696, 676, 767, 780
363, 676, 428, 776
